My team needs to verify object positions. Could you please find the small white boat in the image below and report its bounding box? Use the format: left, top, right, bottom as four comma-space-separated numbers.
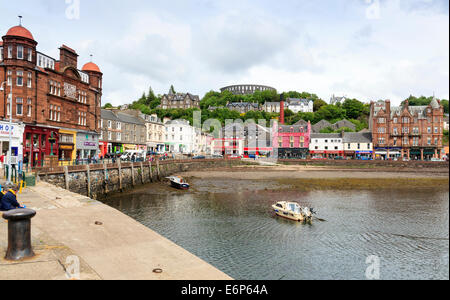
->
166, 176, 190, 190
272, 201, 314, 222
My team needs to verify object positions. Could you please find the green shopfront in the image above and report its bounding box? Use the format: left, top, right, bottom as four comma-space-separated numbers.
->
410, 148, 437, 161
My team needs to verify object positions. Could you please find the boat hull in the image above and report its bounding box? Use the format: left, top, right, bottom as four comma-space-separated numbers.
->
170, 181, 190, 190
272, 205, 312, 222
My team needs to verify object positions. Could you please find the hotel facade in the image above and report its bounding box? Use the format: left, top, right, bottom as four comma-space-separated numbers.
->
0, 23, 102, 166
370, 99, 445, 160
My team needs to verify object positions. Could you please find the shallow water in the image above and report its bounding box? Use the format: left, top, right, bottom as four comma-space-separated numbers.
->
103, 178, 449, 280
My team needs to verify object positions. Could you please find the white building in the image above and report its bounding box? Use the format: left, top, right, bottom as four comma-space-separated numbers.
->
164, 119, 195, 154
309, 133, 344, 158
143, 114, 165, 153
330, 95, 347, 105
0, 121, 25, 166
342, 132, 373, 159
286, 98, 314, 113
193, 129, 213, 154
262, 102, 281, 113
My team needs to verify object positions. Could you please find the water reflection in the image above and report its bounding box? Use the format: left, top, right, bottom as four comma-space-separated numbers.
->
103, 179, 449, 280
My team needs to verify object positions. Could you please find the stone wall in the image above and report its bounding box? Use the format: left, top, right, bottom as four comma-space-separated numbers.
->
279, 159, 449, 169
36, 159, 244, 199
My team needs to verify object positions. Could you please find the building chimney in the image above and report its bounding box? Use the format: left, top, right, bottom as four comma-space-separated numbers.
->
59, 45, 79, 69
280, 94, 285, 125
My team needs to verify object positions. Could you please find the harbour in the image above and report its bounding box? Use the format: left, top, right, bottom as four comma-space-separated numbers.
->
102, 166, 449, 280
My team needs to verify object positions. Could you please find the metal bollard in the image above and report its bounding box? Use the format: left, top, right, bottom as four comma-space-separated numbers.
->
2, 208, 37, 261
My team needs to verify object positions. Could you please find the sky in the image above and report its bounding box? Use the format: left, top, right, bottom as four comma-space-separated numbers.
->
0, 0, 448, 106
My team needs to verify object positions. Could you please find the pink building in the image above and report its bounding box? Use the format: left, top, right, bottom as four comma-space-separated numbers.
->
273, 120, 312, 159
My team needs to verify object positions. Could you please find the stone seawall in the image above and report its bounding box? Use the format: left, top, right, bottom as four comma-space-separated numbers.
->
279, 159, 449, 169
35, 159, 244, 199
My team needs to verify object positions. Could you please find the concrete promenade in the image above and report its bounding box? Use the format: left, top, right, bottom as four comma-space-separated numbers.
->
0, 182, 232, 280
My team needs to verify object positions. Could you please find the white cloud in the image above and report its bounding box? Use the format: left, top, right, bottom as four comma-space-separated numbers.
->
3, 0, 446, 106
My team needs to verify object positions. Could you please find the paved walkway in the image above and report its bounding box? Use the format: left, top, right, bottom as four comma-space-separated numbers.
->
0, 182, 232, 280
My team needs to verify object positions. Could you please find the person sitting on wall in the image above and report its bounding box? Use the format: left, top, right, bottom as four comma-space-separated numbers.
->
0, 185, 24, 211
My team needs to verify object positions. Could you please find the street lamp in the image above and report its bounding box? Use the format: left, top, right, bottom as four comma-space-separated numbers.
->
0, 81, 13, 184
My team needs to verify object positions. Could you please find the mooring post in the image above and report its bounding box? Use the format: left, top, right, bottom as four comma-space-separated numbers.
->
104, 162, 109, 194
140, 162, 145, 184
131, 163, 135, 186
64, 166, 70, 190
118, 159, 123, 190
2, 209, 37, 261
86, 164, 91, 198
149, 161, 153, 182
156, 160, 161, 179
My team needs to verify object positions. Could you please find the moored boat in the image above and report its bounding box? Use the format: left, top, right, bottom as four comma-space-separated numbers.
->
272, 201, 314, 222
166, 176, 190, 190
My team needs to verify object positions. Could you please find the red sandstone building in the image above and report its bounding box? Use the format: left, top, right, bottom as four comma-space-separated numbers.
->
0, 23, 102, 166
370, 99, 444, 160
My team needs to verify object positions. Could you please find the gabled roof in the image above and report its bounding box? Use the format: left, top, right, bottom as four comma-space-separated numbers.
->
278, 124, 309, 133
311, 133, 342, 139
163, 93, 200, 102
287, 98, 313, 105
294, 119, 309, 126
166, 119, 190, 126
116, 112, 146, 125
343, 132, 372, 143
312, 120, 333, 133
101, 109, 120, 121
227, 102, 259, 108
333, 119, 356, 130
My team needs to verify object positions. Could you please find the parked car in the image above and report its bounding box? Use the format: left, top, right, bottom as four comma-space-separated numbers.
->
192, 155, 206, 160
431, 158, 444, 162
311, 156, 327, 160
361, 157, 373, 161
334, 156, 344, 160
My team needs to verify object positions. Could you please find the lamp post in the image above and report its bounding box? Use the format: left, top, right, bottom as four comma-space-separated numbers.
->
0, 81, 13, 184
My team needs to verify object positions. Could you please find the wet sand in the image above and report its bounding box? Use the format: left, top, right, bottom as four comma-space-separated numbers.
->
183, 164, 450, 180
180, 164, 449, 190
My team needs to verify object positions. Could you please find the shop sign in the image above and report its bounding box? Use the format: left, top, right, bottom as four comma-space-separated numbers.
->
60, 145, 74, 150
0, 124, 16, 137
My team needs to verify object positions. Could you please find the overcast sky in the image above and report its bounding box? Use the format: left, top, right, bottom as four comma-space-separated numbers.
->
1, 0, 448, 106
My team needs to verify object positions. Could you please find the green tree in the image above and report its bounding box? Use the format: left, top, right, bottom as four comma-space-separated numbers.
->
444, 130, 449, 146
313, 99, 327, 112
342, 99, 365, 120
314, 105, 346, 122
441, 100, 449, 114
102, 103, 113, 109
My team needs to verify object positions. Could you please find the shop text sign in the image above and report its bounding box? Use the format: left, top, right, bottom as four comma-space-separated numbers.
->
0, 124, 16, 137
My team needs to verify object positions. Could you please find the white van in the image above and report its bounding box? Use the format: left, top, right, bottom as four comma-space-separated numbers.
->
120, 150, 146, 161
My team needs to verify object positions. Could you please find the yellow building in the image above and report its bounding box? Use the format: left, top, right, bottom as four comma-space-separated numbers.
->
59, 129, 77, 165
